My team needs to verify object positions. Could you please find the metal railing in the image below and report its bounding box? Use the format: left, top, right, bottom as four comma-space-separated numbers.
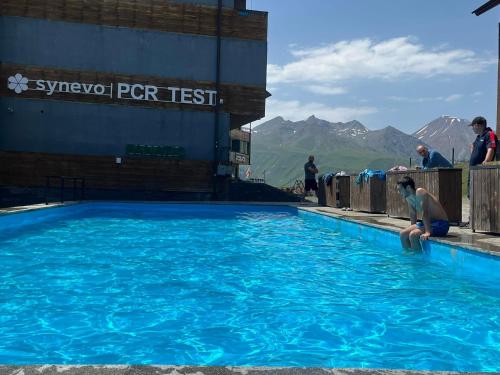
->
45, 176, 85, 205
247, 178, 265, 183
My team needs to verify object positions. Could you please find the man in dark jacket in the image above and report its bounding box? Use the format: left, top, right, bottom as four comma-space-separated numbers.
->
464, 116, 499, 211
469, 116, 498, 166
304, 155, 319, 196
417, 145, 452, 169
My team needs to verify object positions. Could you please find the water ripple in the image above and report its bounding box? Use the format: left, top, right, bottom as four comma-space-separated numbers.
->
0, 204, 498, 371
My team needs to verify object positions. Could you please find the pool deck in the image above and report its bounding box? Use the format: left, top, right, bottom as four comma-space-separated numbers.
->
0, 366, 491, 375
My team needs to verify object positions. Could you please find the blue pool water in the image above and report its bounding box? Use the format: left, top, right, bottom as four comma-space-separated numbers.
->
0, 203, 499, 371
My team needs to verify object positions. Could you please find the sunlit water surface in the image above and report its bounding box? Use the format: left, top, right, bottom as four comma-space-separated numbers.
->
0, 203, 498, 371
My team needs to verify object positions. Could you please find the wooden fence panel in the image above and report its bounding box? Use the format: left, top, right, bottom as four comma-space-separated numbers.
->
318, 176, 350, 208
471, 166, 500, 234
350, 176, 386, 213
335, 176, 350, 208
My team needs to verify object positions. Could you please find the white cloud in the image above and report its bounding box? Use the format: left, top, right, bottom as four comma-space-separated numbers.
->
388, 94, 464, 103
253, 99, 377, 126
305, 85, 346, 95
268, 37, 495, 85
444, 94, 463, 102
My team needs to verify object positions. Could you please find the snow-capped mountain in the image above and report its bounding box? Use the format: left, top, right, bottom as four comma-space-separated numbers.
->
250, 116, 427, 186
412, 116, 474, 161
252, 115, 369, 139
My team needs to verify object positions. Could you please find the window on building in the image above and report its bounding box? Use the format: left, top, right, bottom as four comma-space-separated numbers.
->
240, 141, 249, 154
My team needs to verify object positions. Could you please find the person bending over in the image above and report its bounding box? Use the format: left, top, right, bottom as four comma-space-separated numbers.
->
416, 145, 452, 169
398, 176, 449, 250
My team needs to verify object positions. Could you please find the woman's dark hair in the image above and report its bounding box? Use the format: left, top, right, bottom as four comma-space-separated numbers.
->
397, 176, 415, 190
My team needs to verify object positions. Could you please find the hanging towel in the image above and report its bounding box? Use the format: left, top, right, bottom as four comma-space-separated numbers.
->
355, 169, 386, 185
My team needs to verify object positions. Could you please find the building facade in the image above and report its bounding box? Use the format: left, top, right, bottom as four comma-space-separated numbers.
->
0, 0, 268, 199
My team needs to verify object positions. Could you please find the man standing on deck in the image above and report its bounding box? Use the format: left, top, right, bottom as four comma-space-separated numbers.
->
466, 116, 498, 203
304, 155, 318, 196
469, 116, 498, 167
398, 176, 449, 251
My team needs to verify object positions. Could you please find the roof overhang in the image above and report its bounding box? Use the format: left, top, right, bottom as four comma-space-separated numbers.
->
472, 0, 500, 16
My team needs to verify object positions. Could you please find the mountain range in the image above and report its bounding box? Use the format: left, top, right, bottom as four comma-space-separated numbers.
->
412, 116, 474, 161
248, 115, 473, 187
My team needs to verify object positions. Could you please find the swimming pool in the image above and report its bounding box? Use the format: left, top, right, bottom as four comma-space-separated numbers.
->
0, 203, 499, 371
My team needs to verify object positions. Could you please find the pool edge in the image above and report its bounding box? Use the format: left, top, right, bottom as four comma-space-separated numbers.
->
0, 365, 486, 375
298, 206, 500, 258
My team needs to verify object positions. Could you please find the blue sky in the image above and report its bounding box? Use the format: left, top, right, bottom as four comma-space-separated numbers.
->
248, 0, 499, 133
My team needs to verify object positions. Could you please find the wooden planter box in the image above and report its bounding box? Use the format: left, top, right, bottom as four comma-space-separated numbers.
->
471, 165, 500, 234
317, 177, 328, 206
349, 176, 386, 213
334, 176, 350, 208
386, 168, 462, 223
318, 176, 351, 207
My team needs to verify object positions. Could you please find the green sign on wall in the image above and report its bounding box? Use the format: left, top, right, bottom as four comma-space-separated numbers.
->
125, 144, 186, 159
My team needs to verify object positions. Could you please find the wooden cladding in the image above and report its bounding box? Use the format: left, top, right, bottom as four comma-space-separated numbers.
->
318, 176, 350, 208
0, 63, 266, 118
349, 176, 386, 213
471, 166, 500, 234
0, 0, 267, 41
230, 129, 250, 142
0, 151, 213, 192
318, 176, 351, 208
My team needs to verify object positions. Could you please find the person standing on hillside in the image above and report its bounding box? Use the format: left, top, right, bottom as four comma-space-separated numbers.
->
304, 155, 319, 196
416, 145, 452, 169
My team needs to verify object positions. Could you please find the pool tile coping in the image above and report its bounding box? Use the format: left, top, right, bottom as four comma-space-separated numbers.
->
0, 365, 489, 375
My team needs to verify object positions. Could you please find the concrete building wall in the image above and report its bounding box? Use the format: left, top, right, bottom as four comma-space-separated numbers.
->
0, 17, 267, 86
0, 97, 229, 160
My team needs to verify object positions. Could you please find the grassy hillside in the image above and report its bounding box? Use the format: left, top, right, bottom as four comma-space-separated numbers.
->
249, 116, 431, 188
250, 143, 470, 191
250, 145, 412, 187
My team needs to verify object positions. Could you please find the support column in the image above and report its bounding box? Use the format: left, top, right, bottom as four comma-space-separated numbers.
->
497, 23, 500, 135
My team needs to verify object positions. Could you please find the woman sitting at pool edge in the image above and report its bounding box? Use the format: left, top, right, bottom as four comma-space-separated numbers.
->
398, 176, 449, 251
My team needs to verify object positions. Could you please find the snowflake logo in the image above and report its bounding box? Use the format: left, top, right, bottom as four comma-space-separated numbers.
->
7, 73, 29, 94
